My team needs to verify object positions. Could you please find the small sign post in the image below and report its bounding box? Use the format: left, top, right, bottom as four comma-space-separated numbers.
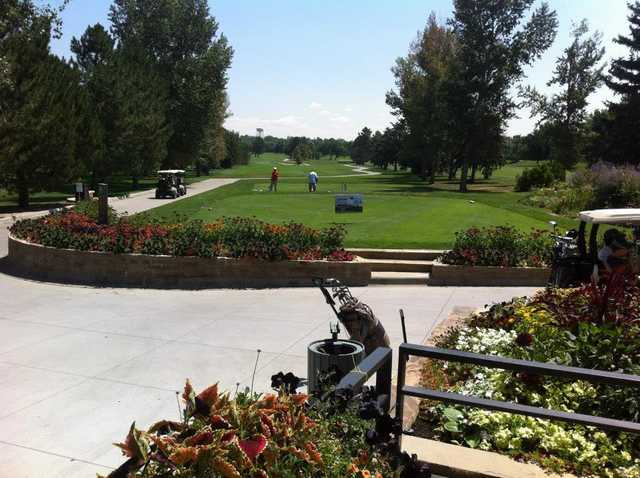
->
98, 183, 109, 225
74, 182, 83, 203
335, 194, 363, 213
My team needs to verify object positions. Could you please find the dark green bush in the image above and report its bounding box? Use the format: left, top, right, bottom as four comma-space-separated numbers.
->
515, 162, 562, 192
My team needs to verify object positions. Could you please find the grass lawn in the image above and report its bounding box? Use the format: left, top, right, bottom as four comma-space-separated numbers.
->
209, 153, 362, 178
145, 161, 575, 249
0, 154, 357, 214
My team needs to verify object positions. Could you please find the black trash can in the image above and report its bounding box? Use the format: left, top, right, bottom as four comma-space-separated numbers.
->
307, 338, 365, 394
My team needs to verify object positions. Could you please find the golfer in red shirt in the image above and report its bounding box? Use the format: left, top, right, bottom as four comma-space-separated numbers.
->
270, 167, 279, 192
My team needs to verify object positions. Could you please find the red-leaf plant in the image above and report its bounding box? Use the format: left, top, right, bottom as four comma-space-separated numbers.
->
100, 380, 323, 478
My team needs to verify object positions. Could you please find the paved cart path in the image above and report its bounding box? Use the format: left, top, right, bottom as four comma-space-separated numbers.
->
110, 177, 239, 215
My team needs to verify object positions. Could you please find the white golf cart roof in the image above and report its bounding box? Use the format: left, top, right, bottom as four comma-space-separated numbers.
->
157, 170, 185, 175
579, 209, 640, 225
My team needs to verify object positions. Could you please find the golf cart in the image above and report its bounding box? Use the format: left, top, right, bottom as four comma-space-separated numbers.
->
155, 170, 187, 199
549, 208, 640, 287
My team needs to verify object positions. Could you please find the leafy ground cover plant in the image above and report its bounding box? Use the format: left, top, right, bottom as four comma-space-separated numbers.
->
101, 380, 428, 478
419, 276, 640, 477
440, 226, 553, 267
9, 211, 354, 261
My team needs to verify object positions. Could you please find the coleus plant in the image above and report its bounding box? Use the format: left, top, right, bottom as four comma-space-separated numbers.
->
101, 380, 323, 478
102, 378, 414, 478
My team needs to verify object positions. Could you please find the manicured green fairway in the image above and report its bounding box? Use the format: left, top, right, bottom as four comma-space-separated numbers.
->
146, 166, 574, 249
209, 153, 363, 178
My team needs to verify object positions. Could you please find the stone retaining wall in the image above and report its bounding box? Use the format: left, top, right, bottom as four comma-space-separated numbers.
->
429, 262, 550, 286
7, 235, 371, 289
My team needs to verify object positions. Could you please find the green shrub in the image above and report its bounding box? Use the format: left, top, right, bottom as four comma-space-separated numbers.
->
515, 162, 562, 192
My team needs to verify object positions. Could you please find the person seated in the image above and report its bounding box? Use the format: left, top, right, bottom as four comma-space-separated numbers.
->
599, 229, 621, 269
599, 229, 631, 276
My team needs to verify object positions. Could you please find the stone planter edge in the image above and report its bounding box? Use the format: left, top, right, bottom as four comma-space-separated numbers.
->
6, 235, 371, 289
429, 261, 550, 286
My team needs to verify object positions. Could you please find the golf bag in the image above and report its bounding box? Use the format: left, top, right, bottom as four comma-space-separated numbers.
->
315, 278, 390, 355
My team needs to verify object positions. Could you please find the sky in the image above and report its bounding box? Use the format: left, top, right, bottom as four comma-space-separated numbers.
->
49, 0, 632, 140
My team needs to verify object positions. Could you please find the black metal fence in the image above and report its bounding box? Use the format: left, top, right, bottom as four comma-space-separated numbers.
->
336, 346, 393, 412
396, 343, 640, 435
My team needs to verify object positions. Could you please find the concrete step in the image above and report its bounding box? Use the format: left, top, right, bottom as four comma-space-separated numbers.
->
369, 271, 430, 285
362, 258, 434, 273
402, 435, 573, 478
350, 248, 443, 261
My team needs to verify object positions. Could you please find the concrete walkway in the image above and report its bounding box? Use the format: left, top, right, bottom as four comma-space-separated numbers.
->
0, 177, 538, 476
0, 275, 536, 477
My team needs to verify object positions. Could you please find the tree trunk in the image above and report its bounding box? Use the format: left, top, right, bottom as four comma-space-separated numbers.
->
448, 161, 456, 181
132, 176, 139, 190
470, 162, 478, 184
459, 158, 469, 193
394, 161, 398, 172
17, 173, 29, 209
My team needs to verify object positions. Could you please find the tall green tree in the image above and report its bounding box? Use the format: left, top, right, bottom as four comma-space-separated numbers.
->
252, 136, 266, 157
109, 0, 233, 169
0, 55, 87, 207
71, 25, 170, 188
223, 129, 249, 168
350, 127, 373, 165
0, 0, 85, 207
292, 143, 312, 165
109, 49, 170, 188
598, 1, 640, 165
371, 123, 404, 171
449, 0, 557, 191
198, 94, 228, 174
387, 13, 457, 181
522, 20, 605, 168
70, 23, 114, 185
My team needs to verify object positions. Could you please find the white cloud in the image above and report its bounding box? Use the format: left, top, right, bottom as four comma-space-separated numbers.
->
319, 110, 331, 116
309, 102, 323, 109
272, 115, 301, 126
344, 106, 353, 112
330, 115, 351, 124
225, 114, 312, 137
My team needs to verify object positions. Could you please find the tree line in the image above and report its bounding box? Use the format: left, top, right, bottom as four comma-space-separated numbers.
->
0, 0, 244, 207
245, 135, 352, 163
352, 1, 640, 191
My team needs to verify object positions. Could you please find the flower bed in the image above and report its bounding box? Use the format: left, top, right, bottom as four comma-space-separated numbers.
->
440, 226, 553, 268
419, 275, 640, 477
100, 380, 428, 478
7, 212, 371, 288
9, 212, 354, 261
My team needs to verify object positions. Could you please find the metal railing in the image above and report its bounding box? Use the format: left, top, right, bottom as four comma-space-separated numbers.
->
396, 343, 640, 435
336, 346, 393, 412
